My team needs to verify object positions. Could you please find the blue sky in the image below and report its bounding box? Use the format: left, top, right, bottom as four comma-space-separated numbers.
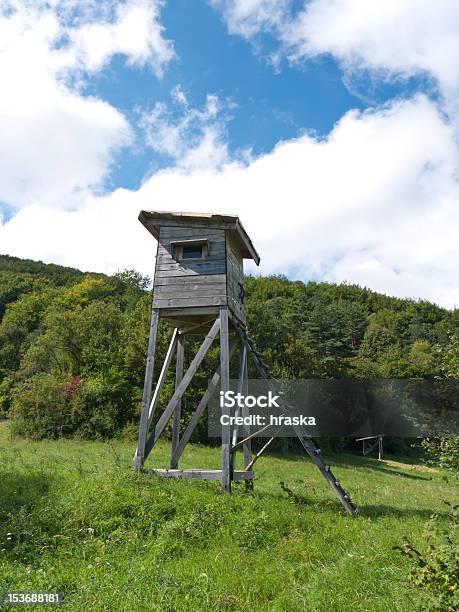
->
80, 0, 361, 193
1, 1, 459, 307
84, 0, 427, 193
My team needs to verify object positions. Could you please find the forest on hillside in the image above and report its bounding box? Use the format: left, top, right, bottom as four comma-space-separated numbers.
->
0, 254, 458, 449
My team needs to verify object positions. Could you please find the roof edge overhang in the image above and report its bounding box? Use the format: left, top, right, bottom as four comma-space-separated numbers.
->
138, 210, 260, 266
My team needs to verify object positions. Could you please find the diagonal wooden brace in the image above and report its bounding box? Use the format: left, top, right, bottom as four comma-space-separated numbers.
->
148, 328, 178, 428
143, 317, 221, 462
170, 338, 238, 467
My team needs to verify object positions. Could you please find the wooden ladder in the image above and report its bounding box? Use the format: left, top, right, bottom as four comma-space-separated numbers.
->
233, 320, 358, 517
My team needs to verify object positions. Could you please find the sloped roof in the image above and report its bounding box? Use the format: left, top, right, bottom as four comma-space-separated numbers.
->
138, 210, 260, 265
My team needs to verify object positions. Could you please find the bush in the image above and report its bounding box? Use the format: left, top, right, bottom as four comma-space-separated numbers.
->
394, 502, 459, 611
422, 438, 459, 473
0, 375, 14, 417
10, 374, 84, 439
10, 374, 135, 440
75, 378, 135, 440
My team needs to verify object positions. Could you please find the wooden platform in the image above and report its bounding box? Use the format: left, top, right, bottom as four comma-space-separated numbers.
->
144, 468, 254, 481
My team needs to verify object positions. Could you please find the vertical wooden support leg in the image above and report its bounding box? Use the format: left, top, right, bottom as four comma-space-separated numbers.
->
230, 340, 247, 472
220, 308, 231, 493
133, 307, 159, 471
170, 332, 185, 468
240, 345, 253, 490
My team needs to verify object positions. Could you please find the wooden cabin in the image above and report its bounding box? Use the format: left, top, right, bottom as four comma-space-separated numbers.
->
138, 210, 260, 330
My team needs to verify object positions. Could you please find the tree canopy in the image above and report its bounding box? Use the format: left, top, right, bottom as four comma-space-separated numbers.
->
0, 256, 458, 444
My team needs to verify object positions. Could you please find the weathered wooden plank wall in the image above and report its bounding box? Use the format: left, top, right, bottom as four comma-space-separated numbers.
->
153, 225, 228, 308
226, 235, 245, 323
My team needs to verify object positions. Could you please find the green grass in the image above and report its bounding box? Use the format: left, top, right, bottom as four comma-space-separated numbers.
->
0, 422, 457, 611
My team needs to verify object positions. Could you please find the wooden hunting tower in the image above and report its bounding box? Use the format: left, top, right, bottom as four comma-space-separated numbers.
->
132, 211, 260, 492
133, 210, 357, 514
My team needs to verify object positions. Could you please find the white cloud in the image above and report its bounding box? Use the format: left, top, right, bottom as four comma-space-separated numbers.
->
210, 0, 288, 38
0, 1, 174, 209
212, 0, 459, 106
70, 0, 175, 75
2, 95, 459, 308
284, 1, 459, 103
138, 91, 235, 171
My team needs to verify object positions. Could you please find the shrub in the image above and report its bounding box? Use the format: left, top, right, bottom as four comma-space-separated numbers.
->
0, 375, 14, 417
394, 502, 459, 611
75, 378, 135, 440
10, 374, 135, 440
422, 438, 459, 473
10, 374, 84, 439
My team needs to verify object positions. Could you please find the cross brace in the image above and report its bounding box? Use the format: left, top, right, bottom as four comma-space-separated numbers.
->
133, 307, 357, 514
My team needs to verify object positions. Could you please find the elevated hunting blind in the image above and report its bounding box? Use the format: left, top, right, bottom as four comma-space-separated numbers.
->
140, 210, 259, 325
133, 210, 357, 515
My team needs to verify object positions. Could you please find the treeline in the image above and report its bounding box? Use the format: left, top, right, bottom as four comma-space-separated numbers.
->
0, 255, 458, 444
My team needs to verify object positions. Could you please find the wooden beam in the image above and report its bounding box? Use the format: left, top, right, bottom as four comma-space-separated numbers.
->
220, 307, 231, 492
147, 328, 178, 428
143, 317, 221, 461
145, 468, 254, 481
170, 339, 238, 467
133, 307, 159, 471
230, 341, 247, 472
170, 333, 185, 468
179, 318, 216, 335
245, 437, 274, 471
231, 422, 272, 451
241, 347, 253, 489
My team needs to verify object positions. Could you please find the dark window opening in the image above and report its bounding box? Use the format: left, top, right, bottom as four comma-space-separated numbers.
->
171, 239, 208, 261
182, 245, 203, 259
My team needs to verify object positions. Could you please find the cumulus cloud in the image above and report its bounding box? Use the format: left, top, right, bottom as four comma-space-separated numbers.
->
2, 95, 459, 307
209, 0, 288, 38
212, 0, 459, 106
69, 0, 175, 75
138, 88, 237, 171
0, 1, 173, 209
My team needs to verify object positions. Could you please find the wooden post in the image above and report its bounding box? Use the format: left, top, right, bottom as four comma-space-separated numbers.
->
133, 307, 159, 471
170, 333, 185, 468
241, 345, 253, 490
230, 341, 249, 473
220, 308, 231, 493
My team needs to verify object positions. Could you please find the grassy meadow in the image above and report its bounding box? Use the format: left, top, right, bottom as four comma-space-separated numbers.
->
0, 421, 457, 611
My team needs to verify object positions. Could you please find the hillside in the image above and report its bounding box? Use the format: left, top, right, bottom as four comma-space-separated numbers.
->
0, 254, 87, 279
0, 259, 457, 610
0, 255, 458, 443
